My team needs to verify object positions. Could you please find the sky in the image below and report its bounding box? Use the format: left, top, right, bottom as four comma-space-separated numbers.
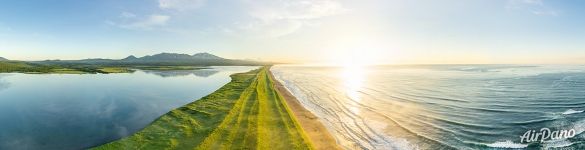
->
0, 0, 584, 64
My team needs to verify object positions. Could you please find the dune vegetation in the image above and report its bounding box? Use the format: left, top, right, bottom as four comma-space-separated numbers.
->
94, 66, 314, 150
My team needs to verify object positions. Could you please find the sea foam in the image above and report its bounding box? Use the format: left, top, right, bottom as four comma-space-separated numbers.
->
486, 140, 528, 149
562, 109, 584, 115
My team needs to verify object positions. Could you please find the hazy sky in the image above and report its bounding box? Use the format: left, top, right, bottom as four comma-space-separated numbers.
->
0, 0, 584, 64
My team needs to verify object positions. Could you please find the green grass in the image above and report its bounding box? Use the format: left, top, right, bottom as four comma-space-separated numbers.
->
50, 68, 86, 74
132, 66, 209, 71
0, 61, 57, 73
98, 67, 135, 73
93, 67, 313, 150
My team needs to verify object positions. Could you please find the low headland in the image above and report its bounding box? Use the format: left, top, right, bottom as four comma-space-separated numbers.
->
93, 66, 339, 149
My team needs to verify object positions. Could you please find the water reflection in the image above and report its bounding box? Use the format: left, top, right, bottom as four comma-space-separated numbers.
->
0, 74, 10, 91
0, 66, 257, 150
340, 65, 365, 114
141, 69, 219, 78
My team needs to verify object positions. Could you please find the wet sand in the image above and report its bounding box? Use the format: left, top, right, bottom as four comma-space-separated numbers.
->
269, 70, 341, 150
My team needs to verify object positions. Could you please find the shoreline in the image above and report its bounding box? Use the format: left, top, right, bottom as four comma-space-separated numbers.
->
268, 69, 341, 150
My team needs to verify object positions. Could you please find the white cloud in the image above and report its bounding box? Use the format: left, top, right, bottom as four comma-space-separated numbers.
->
107, 0, 346, 36
109, 14, 170, 30
507, 0, 559, 16
120, 12, 136, 18
246, 0, 347, 21
158, 0, 206, 11
232, 0, 348, 37
518, 0, 543, 5
230, 19, 304, 38
531, 10, 558, 16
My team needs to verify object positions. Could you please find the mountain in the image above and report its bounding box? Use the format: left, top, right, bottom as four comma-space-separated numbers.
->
135, 52, 224, 61
192, 52, 224, 60
0, 57, 7, 61
116, 52, 237, 65
122, 55, 138, 60
140, 53, 194, 61
34, 52, 264, 66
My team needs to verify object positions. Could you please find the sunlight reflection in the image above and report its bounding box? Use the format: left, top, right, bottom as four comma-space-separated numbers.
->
341, 64, 365, 114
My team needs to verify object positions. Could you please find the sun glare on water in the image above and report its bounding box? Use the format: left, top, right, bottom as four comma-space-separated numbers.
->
341, 63, 366, 114
326, 41, 387, 114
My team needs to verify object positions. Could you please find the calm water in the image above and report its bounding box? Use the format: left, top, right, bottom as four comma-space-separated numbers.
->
0, 66, 257, 150
272, 65, 585, 150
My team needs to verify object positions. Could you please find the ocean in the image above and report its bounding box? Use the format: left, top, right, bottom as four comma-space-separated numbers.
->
272, 65, 585, 150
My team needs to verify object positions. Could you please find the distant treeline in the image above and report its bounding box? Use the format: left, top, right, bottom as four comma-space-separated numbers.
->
0, 61, 115, 74
0, 61, 57, 73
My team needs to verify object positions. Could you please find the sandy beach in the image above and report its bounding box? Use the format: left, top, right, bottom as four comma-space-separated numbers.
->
269, 70, 341, 150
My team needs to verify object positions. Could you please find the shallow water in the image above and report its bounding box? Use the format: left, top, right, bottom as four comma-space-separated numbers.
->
272, 65, 585, 150
0, 66, 257, 150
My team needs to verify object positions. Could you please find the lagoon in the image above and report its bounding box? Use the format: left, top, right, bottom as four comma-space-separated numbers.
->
0, 66, 257, 150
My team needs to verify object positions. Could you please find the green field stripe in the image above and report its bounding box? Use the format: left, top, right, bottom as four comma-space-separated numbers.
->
268, 71, 315, 149
195, 71, 260, 150
255, 68, 311, 149
240, 91, 259, 148
222, 76, 259, 149
256, 68, 276, 150
227, 85, 259, 148
263, 69, 309, 149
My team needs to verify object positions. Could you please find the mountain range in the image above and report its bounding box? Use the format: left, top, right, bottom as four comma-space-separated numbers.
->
36, 52, 265, 66
0, 57, 7, 61
123, 52, 224, 61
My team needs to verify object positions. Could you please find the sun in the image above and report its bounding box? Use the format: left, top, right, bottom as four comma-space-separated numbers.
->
334, 49, 380, 67
326, 38, 391, 66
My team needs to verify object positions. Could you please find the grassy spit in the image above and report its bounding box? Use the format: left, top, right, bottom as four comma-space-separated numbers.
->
93, 66, 314, 150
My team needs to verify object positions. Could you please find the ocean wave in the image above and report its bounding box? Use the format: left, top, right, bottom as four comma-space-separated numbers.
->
375, 135, 417, 150
485, 140, 528, 149
542, 139, 575, 149
572, 119, 585, 135
505, 118, 557, 126
562, 109, 584, 115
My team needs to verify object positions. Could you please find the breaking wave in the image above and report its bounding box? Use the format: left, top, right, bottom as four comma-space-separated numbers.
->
562, 109, 584, 115
485, 140, 528, 149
